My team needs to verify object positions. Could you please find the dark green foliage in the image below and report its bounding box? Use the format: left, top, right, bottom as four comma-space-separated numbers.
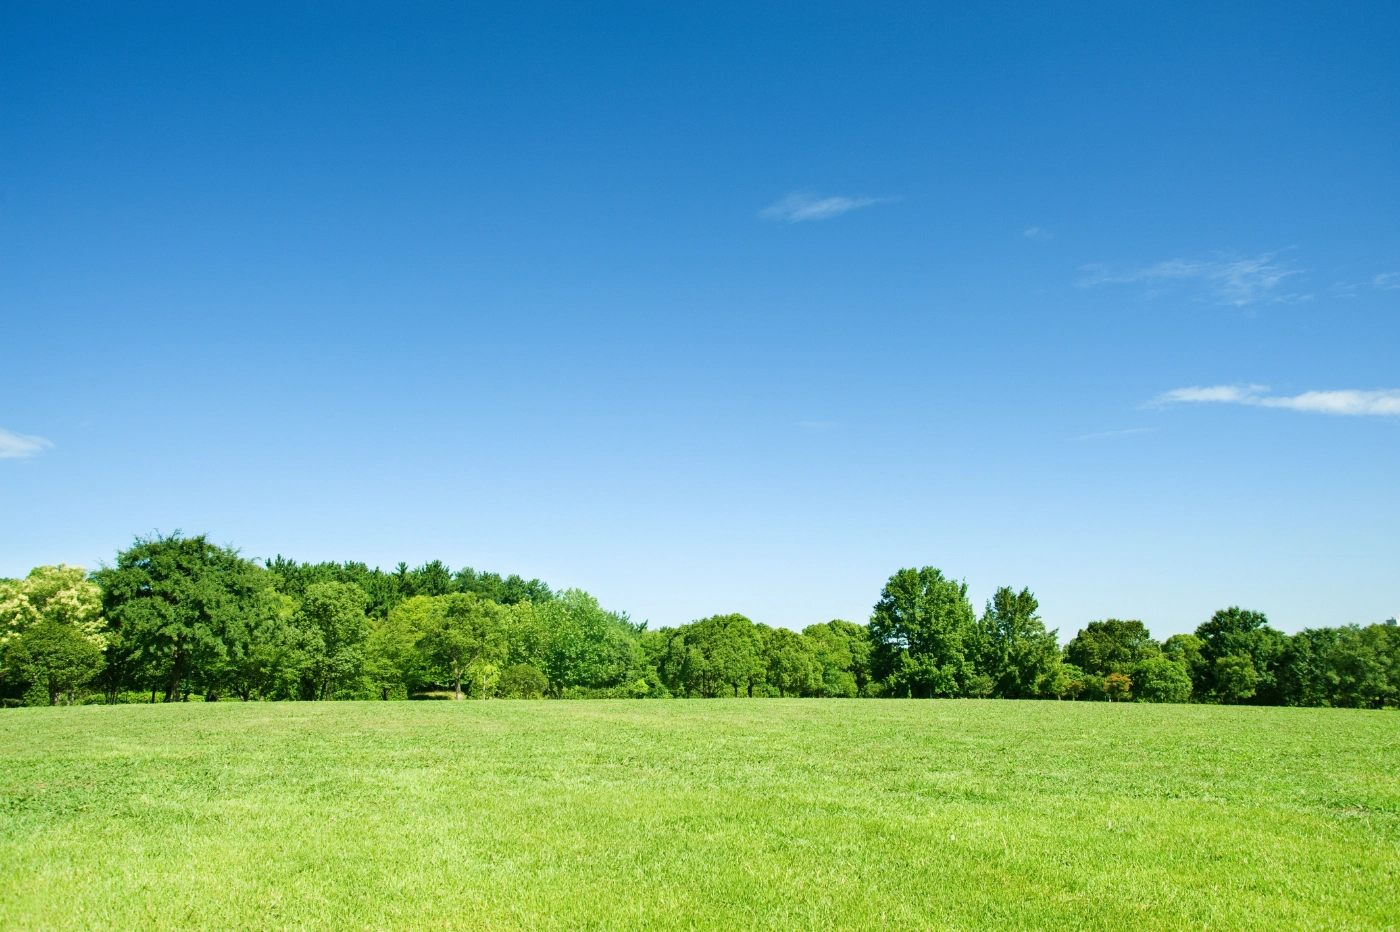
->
520, 591, 650, 696
977, 587, 1062, 698
498, 663, 549, 699
869, 568, 978, 697
1328, 624, 1396, 708
9, 620, 105, 705
95, 533, 274, 701
1275, 627, 1338, 706
651, 614, 767, 697
1192, 607, 1287, 704
1212, 655, 1260, 703
1064, 619, 1158, 676
266, 557, 553, 620
761, 626, 822, 697
419, 592, 507, 699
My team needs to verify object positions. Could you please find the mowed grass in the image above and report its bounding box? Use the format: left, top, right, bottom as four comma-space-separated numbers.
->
1, 701, 1397, 931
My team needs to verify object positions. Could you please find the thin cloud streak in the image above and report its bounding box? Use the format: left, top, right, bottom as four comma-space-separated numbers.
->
1152, 385, 1400, 417
760, 192, 894, 223
1080, 252, 1303, 305
0, 428, 53, 459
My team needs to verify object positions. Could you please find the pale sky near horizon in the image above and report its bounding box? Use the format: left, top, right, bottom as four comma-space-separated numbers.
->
3, 2, 1397, 638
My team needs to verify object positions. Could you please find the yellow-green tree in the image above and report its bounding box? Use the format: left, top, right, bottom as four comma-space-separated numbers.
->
419, 593, 507, 699
1, 565, 106, 704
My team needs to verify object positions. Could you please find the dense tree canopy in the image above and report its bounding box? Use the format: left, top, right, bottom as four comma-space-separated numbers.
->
3, 538, 1396, 709
870, 567, 978, 698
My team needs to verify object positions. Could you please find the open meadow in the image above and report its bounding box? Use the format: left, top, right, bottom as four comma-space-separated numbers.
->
1, 700, 1397, 931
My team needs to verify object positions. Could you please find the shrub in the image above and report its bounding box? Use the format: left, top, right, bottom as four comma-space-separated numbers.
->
498, 664, 549, 699
1133, 656, 1193, 703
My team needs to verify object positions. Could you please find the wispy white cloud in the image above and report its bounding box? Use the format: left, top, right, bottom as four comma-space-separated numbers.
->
1375, 272, 1400, 290
1078, 427, 1156, 441
1080, 251, 1304, 305
760, 192, 894, 223
1152, 385, 1400, 417
0, 428, 53, 459
1023, 226, 1051, 240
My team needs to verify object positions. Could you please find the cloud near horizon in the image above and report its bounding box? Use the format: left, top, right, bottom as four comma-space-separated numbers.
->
760, 192, 893, 223
1081, 252, 1303, 305
0, 428, 54, 459
1152, 385, 1400, 416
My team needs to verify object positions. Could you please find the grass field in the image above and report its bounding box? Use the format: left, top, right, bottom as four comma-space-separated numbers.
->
1, 701, 1396, 931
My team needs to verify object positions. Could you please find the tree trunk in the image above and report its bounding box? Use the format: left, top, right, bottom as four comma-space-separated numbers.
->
164, 649, 183, 702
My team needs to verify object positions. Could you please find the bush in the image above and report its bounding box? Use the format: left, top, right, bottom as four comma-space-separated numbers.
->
498, 664, 549, 699
1214, 655, 1260, 704
1133, 656, 1193, 703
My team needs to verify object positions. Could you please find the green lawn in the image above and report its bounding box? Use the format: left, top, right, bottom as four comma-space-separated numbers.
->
1, 701, 1396, 931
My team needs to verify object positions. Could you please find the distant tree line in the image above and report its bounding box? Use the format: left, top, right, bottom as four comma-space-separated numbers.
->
2, 534, 1396, 708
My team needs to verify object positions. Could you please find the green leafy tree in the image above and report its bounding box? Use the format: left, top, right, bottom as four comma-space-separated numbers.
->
1275, 628, 1340, 707
1104, 671, 1132, 701
762, 626, 822, 697
363, 598, 432, 700
1213, 654, 1260, 704
419, 592, 507, 699
1064, 619, 1158, 676
1194, 608, 1285, 703
802, 620, 872, 697
650, 614, 766, 698
297, 581, 371, 700
523, 591, 648, 696
869, 567, 977, 698
1132, 655, 1193, 703
1329, 624, 1395, 708
1, 565, 105, 702
1056, 662, 1087, 699
222, 589, 302, 701
10, 620, 105, 705
95, 534, 271, 701
1161, 633, 1206, 695
977, 587, 1062, 698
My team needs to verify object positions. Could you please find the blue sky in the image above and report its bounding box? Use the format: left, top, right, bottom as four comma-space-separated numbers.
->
3, 2, 1397, 638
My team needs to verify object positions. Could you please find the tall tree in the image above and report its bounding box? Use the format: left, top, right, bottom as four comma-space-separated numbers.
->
221, 589, 302, 701
95, 534, 270, 701
1194, 607, 1286, 703
419, 592, 507, 699
761, 626, 822, 697
1274, 628, 1340, 707
869, 567, 977, 698
977, 587, 1062, 698
1064, 619, 1158, 676
802, 620, 873, 697
297, 581, 371, 700
363, 597, 432, 700
1329, 624, 1396, 708
650, 614, 765, 698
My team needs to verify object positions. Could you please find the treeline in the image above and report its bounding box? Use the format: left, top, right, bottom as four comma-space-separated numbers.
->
1, 534, 1396, 708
